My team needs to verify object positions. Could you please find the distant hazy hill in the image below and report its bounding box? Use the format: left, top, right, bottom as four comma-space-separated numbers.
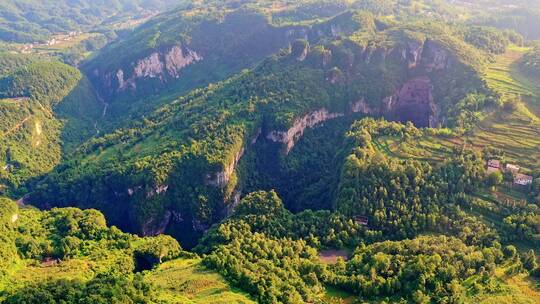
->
0, 0, 181, 43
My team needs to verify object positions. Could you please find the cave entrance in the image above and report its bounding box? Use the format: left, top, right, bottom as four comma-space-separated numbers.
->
388, 76, 437, 128
134, 253, 156, 272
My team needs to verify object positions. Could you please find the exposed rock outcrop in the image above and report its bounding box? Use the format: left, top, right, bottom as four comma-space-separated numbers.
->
141, 210, 172, 236
383, 76, 439, 128
224, 191, 242, 217
422, 41, 449, 71
267, 109, 344, 154
266, 40, 452, 152
396, 39, 449, 72
264, 99, 373, 155
104, 44, 203, 93
350, 98, 374, 115
291, 40, 310, 62
205, 147, 245, 188
406, 41, 424, 69
127, 185, 142, 196
297, 46, 309, 62
251, 127, 262, 144
117, 71, 137, 91
147, 184, 169, 198
134, 52, 164, 79
165, 45, 203, 78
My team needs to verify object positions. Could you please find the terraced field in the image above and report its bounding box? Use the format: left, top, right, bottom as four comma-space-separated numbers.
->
463, 46, 539, 171
375, 46, 540, 172
484, 45, 539, 98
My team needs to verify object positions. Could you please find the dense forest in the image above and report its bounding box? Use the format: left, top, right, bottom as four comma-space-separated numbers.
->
0, 0, 540, 303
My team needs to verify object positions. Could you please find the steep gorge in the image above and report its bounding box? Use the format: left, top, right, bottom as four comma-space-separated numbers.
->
28, 12, 491, 250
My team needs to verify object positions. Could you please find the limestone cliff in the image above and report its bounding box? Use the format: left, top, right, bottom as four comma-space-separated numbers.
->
165, 45, 202, 78
382, 39, 450, 127
398, 39, 449, 71
383, 76, 439, 128
205, 147, 245, 188
265, 101, 378, 155
266, 38, 454, 153
93, 44, 203, 95
350, 98, 374, 115
141, 210, 172, 236
267, 109, 344, 154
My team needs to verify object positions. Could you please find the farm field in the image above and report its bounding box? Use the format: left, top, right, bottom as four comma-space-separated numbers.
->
146, 258, 255, 304
318, 249, 350, 264
472, 269, 540, 304
323, 286, 356, 304
32, 33, 98, 53
374, 46, 540, 172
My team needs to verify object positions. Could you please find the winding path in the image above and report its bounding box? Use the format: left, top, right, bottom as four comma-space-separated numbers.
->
1, 115, 32, 138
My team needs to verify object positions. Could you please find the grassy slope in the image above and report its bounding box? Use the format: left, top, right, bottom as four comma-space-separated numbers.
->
0, 55, 102, 194
6, 255, 253, 304
323, 286, 356, 304
472, 268, 540, 304
146, 258, 255, 304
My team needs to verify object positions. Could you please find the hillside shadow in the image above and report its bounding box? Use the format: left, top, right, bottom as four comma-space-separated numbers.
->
54, 76, 104, 154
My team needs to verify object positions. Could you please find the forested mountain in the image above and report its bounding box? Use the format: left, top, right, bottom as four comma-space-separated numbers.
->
1, 1, 540, 303
0, 53, 102, 195
31, 9, 505, 247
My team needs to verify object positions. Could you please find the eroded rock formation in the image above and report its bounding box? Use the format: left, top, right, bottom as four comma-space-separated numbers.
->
267, 109, 344, 154
100, 44, 203, 93
398, 39, 449, 71
350, 98, 374, 115
165, 45, 203, 78
383, 76, 439, 128
205, 147, 245, 188
141, 210, 172, 236
134, 52, 164, 79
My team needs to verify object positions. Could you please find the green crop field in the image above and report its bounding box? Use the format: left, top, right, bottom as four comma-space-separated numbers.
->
484, 46, 538, 98
146, 258, 256, 304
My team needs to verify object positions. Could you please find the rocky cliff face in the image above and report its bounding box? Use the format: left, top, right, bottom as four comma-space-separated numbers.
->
350, 98, 374, 114
405, 41, 424, 69
86, 10, 313, 105
398, 39, 450, 71
102, 44, 203, 93
383, 76, 439, 128
141, 210, 172, 236
265, 99, 375, 154
265, 38, 454, 153
267, 109, 346, 154
384, 39, 451, 127
165, 46, 202, 78
422, 41, 450, 71
205, 147, 245, 188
